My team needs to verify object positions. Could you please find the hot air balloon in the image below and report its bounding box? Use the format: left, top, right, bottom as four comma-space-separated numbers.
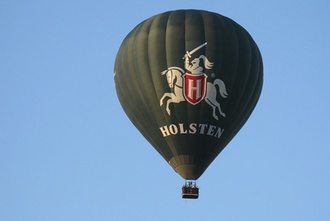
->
114, 9, 263, 199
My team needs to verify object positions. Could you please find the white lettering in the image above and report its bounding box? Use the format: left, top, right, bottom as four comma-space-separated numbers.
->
189, 123, 197, 134
198, 124, 208, 134
169, 124, 178, 135
179, 123, 187, 134
188, 79, 202, 99
159, 123, 224, 139
214, 127, 224, 138
207, 125, 216, 136
159, 126, 170, 137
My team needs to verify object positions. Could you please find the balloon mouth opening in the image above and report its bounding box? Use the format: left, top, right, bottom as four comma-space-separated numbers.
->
169, 155, 203, 180
175, 165, 202, 180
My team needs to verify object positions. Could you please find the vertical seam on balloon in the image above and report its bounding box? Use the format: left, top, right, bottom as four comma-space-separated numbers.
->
142, 16, 173, 160
182, 10, 188, 167
147, 11, 181, 165
233, 36, 263, 133
197, 10, 209, 169
211, 27, 262, 166
199, 13, 229, 171
170, 11, 186, 165
230, 32, 258, 137
166, 11, 181, 161
204, 18, 252, 169
131, 19, 163, 156
118, 25, 155, 146
147, 12, 178, 161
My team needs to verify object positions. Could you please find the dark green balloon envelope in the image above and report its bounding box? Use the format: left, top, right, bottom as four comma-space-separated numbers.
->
114, 10, 263, 180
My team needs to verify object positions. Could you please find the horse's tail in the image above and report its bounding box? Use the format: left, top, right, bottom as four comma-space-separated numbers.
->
213, 78, 228, 98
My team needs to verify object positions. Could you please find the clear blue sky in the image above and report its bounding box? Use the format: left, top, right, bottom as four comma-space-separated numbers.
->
1, 0, 330, 220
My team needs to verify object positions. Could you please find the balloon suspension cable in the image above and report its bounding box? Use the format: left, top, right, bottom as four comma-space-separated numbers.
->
182, 180, 199, 199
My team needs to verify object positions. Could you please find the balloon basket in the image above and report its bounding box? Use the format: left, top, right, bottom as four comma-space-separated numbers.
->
182, 181, 199, 199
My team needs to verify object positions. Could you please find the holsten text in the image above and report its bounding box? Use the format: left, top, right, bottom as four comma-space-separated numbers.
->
159, 123, 224, 138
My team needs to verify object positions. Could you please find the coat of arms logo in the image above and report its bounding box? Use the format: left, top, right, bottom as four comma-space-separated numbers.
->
160, 42, 228, 120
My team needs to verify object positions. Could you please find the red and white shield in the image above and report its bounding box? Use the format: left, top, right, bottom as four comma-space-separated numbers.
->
183, 73, 207, 105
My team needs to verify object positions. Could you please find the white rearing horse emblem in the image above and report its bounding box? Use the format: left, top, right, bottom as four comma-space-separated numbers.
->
159, 43, 228, 120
